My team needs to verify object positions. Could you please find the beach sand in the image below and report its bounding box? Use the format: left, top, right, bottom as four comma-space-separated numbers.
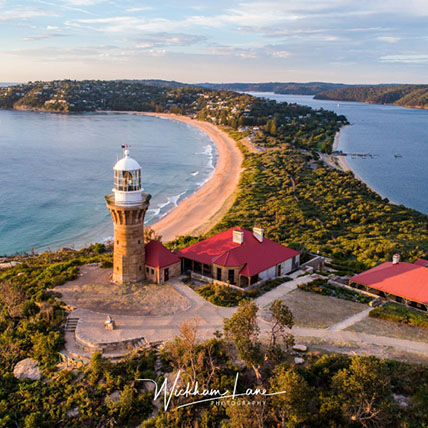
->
142, 113, 243, 241
326, 128, 393, 202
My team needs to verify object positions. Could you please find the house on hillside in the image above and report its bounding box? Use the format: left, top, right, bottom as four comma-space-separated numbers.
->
349, 254, 428, 311
178, 226, 300, 288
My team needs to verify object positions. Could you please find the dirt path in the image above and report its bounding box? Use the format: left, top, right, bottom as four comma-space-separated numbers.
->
327, 307, 372, 331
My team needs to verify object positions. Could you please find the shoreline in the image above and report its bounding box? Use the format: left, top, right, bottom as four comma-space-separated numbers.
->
138, 113, 243, 241
325, 127, 395, 203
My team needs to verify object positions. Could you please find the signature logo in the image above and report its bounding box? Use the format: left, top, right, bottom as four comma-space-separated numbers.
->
138, 370, 286, 411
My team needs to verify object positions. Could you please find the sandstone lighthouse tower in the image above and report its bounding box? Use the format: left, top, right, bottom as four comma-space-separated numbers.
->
105, 147, 151, 283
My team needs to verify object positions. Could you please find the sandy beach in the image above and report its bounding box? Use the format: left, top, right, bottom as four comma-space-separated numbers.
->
140, 113, 243, 241
325, 127, 393, 202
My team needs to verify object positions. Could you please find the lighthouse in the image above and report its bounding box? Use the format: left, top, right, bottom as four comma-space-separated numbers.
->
105, 147, 151, 283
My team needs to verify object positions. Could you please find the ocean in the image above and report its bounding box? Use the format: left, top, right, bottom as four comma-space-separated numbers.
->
0, 111, 215, 255
251, 93, 428, 216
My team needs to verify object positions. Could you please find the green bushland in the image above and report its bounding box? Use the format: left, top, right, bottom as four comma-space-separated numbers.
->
298, 279, 372, 304
210, 147, 428, 270
370, 302, 428, 328
195, 277, 293, 307
315, 84, 428, 108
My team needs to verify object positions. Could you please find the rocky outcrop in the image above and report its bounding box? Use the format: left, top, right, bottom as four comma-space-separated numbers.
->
13, 358, 41, 381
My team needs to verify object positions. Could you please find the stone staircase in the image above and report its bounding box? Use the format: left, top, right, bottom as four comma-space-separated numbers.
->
65, 317, 79, 333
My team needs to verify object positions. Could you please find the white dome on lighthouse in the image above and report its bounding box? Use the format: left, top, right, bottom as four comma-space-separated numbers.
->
113, 149, 141, 171
112, 148, 144, 206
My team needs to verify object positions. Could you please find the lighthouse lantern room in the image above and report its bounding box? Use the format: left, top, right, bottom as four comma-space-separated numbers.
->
105, 147, 151, 283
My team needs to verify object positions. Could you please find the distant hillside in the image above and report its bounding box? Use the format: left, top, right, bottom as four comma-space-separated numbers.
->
198, 82, 348, 95
315, 84, 428, 108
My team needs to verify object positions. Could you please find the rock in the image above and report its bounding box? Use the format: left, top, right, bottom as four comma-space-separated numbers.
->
392, 393, 411, 409
66, 407, 79, 418
13, 358, 41, 381
294, 357, 305, 365
105, 390, 120, 403
293, 344, 307, 352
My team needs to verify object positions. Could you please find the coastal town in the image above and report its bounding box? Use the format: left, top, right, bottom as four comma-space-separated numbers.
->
2, 81, 428, 427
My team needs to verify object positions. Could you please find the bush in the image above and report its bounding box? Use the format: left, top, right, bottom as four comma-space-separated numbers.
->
197, 283, 248, 307
370, 302, 428, 329
92, 243, 106, 254
101, 260, 113, 268
298, 279, 372, 304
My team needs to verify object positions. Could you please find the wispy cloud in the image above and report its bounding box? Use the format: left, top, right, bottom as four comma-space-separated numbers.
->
377, 36, 400, 43
23, 33, 70, 41
126, 32, 206, 48
0, 6, 58, 21
380, 54, 428, 63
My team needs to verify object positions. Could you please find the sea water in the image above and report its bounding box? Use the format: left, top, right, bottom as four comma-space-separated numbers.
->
0, 111, 216, 255
251, 93, 428, 216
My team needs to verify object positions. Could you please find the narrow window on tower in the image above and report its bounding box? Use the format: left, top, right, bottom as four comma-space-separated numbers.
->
117, 240, 119, 245
138, 240, 141, 244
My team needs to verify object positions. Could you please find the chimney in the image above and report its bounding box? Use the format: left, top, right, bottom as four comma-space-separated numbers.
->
233, 229, 244, 245
253, 226, 264, 243
392, 254, 400, 265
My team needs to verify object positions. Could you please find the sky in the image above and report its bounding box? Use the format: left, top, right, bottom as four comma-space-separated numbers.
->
1, 0, 428, 84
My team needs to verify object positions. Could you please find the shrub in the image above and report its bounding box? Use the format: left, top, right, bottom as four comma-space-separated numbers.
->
370, 302, 428, 329
298, 279, 372, 304
197, 284, 248, 307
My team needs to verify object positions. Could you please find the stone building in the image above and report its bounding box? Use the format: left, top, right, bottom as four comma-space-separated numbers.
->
145, 239, 181, 284
178, 226, 300, 288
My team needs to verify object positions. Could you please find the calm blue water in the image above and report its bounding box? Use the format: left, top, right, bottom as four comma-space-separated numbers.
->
251, 92, 428, 215
0, 111, 215, 255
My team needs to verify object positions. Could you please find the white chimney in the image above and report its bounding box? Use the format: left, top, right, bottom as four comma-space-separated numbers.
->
253, 226, 264, 242
392, 254, 400, 265
233, 230, 244, 245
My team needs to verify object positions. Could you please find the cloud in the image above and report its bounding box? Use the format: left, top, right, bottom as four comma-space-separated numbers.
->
380, 54, 428, 63
70, 16, 176, 33
22, 33, 70, 41
126, 32, 206, 48
0, 6, 58, 21
376, 36, 400, 43
125, 7, 153, 13
270, 50, 290, 58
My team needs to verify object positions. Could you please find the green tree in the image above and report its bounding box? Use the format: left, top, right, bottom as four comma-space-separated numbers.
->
268, 299, 294, 357
224, 300, 262, 379
269, 366, 310, 428
331, 356, 391, 427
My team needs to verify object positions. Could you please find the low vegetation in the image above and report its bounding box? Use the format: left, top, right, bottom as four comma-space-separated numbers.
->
370, 302, 428, 329
298, 278, 372, 304
195, 277, 293, 307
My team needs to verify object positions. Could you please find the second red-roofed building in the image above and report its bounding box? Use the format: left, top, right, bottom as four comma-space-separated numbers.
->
177, 226, 300, 288
145, 239, 181, 284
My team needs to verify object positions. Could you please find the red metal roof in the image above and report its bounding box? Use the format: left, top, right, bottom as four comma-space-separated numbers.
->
350, 262, 428, 305
177, 227, 300, 277
145, 240, 180, 269
414, 258, 428, 267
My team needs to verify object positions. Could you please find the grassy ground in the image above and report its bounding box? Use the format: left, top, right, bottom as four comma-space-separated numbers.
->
262, 288, 366, 328
345, 317, 428, 343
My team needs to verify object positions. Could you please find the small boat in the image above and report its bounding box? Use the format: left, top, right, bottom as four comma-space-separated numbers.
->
394, 153, 402, 158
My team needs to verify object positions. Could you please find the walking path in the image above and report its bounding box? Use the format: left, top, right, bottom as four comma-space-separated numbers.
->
327, 307, 372, 331
63, 271, 428, 362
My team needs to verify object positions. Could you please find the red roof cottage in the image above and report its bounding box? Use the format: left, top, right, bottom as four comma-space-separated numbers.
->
349, 254, 428, 311
145, 240, 181, 284
178, 226, 300, 288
